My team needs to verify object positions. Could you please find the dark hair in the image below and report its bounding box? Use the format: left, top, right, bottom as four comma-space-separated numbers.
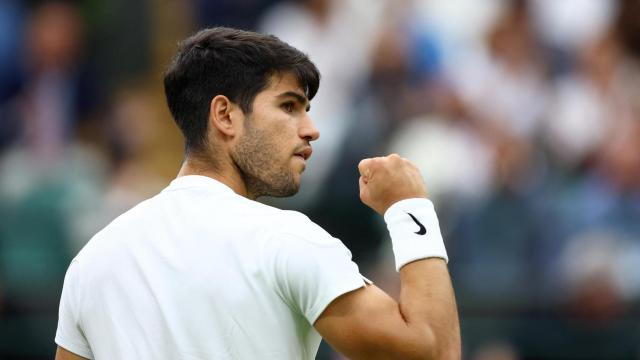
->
163, 27, 320, 154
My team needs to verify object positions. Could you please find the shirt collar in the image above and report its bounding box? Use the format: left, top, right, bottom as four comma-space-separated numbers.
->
163, 175, 237, 195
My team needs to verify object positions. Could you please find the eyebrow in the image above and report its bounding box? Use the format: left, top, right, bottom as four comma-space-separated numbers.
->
276, 91, 311, 111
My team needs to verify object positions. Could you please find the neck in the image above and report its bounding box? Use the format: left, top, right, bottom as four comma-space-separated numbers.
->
177, 154, 250, 199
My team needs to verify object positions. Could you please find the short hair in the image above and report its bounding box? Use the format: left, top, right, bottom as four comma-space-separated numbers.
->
163, 27, 320, 154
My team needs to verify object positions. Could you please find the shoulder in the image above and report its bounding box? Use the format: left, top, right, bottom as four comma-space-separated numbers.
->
72, 195, 159, 261
273, 209, 338, 247
228, 197, 337, 246
259, 208, 350, 271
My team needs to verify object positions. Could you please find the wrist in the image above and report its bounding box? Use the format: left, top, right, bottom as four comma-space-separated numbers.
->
384, 198, 448, 271
381, 195, 427, 215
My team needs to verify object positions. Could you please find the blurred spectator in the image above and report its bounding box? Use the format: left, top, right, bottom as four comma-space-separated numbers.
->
0, 143, 106, 355
529, 0, 617, 77
414, 0, 506, 48
0, 0, 24, 102
616, 0, 640, 59
100, 85, 167, 227
543, 30, 638, 170
460, 0, 549, 141
0, 1, 105, 356
84, 0, 151, 97
0, 0, 25, 152
550, 120, 640, 293
390, 0, 550, 204
530, 0, 617, 53
386, 1, 640, 357
0, 0, 99, 155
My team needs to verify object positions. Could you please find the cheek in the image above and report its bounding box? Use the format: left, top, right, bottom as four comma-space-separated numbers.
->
266, 118, 298, 145
254, 127, 289, 164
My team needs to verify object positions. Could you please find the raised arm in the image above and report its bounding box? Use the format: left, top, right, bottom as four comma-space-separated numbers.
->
56, 346, 89, 360
314, 154, 461, 359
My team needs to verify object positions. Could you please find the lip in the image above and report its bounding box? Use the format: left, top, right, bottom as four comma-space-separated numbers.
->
294, 147, 313, 161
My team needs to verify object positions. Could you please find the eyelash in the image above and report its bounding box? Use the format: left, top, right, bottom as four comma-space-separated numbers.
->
282, 102, 295, 113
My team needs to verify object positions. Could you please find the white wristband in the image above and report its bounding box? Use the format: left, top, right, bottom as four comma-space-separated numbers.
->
383, 198, 448, 271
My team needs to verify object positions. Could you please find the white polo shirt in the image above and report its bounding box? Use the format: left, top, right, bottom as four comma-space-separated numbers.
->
55, 175, 368, 359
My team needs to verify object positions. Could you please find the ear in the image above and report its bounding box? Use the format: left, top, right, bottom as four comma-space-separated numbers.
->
209, 95, 241, 137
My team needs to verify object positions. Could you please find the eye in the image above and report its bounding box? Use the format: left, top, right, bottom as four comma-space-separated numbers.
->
281, 102, 295, 113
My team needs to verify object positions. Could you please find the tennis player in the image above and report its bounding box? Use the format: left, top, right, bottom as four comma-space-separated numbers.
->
55, 27, 460, 359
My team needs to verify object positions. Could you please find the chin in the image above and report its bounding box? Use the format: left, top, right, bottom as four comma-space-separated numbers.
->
268, 186, 299, 198
284, 179, 301, 197
266, 176, 300, 198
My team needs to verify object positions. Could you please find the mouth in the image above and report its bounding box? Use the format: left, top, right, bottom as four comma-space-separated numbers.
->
294, 147, 313, 161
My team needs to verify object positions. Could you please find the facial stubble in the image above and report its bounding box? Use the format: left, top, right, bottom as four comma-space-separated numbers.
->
231, 118, 301, 199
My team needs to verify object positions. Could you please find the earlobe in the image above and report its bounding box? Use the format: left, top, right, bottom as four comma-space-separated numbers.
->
210, 95, 236, 137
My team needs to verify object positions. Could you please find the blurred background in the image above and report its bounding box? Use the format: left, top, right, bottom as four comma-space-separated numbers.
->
0, 0, 639, 358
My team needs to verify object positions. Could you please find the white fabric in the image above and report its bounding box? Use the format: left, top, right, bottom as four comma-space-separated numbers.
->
384, 198, 448, 271
56, 175, 367, 359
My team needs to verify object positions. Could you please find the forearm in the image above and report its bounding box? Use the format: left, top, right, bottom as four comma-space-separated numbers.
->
399, 259, 461, 359
381, 198, 460, 358
352, 155, 461, 359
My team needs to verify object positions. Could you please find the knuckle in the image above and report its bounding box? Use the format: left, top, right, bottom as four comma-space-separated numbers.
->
388, 154, 402, 163
358, 159, 370, 171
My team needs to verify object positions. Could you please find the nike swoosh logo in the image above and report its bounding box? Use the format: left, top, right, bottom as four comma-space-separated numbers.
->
407, 212, 426, 235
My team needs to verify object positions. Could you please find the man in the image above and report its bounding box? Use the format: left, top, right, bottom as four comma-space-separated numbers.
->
55, 27, 460, 359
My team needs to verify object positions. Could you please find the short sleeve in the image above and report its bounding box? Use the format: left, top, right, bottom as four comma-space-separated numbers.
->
265, 221, 369, 324
55, 260, 94, 359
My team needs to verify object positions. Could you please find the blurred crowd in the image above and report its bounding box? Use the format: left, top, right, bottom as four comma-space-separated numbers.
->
1, 0, 639, 359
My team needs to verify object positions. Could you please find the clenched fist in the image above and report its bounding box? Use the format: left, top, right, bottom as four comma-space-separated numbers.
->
358, 154, 428, 215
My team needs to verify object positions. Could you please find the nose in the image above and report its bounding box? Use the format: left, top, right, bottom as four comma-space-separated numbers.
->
300, 114, 320, 142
